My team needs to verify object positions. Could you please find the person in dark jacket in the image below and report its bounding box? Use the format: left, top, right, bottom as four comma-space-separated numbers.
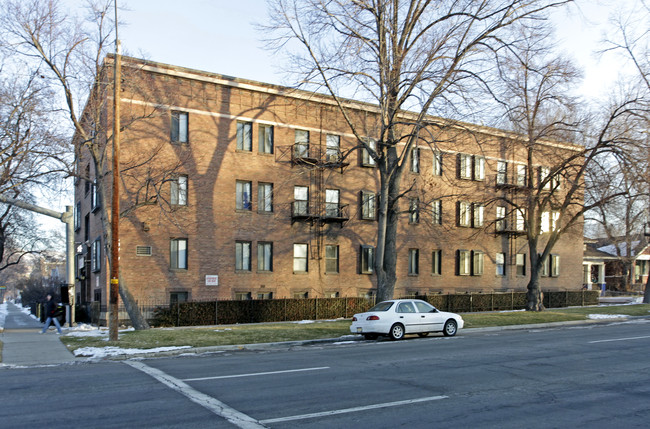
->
41, 293, 62, 334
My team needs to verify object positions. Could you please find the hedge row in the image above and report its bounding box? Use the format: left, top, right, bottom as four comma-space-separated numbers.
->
151, 290, 600, 327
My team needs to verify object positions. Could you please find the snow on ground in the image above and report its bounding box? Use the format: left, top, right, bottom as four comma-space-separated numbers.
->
587, 314, 630, 319
73, 345, 192, 358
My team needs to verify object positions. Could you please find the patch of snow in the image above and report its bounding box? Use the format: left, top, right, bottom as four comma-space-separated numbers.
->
294, 320, 315, 324
0, 302, 7, 328
213, 328, 232, 332
73, 345, 191, 358
588, 314, 629, 319
332, 341, 357, 345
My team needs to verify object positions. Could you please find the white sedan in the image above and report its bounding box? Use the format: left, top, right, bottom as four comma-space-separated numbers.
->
350, 299, 464, 340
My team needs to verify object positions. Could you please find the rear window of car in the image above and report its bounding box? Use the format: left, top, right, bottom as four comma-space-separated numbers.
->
368, 301, 394, 312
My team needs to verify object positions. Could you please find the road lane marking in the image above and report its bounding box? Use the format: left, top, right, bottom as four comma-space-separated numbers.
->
259, 395, 448, 424
182, 366, 330, 382
589, 335, 650, 344
124, 360, 266, 429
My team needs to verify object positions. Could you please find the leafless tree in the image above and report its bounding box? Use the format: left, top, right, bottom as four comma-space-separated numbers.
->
265, 0, 574, 301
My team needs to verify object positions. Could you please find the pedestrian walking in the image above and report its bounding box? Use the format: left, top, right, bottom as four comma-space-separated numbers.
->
41, 293, 63, 334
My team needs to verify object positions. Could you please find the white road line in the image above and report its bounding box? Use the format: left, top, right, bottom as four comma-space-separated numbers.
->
259, 395, 449, 424
182, 366, 330, 382
589, 335, 650, 344
124, 360, 266, 429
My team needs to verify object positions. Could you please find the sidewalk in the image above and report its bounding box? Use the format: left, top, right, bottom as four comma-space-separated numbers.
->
1, 302, 75, 366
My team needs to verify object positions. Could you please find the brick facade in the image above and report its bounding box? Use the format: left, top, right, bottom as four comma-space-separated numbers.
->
73, 56, 584, 306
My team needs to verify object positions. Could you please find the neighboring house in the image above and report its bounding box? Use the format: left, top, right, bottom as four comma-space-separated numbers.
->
583, 237, 650, 293
73, 55, 585, 319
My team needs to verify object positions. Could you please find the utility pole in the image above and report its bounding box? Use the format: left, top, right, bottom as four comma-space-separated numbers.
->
109, 1, 121, 342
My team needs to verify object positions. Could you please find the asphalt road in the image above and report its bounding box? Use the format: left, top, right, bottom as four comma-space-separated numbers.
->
2, 319, 649, 428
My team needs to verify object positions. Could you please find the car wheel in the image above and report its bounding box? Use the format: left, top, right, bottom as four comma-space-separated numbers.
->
417, 332, 429, 337
443, 319, 457, 337
363, 333, 378, 340
389, 323, 405, 340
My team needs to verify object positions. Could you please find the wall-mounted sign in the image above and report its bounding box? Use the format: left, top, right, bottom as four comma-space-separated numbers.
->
205, 275, 219, 286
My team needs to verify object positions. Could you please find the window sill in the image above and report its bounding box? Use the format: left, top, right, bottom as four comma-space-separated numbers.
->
235, 149, 253, 154
235, 270, 252, 274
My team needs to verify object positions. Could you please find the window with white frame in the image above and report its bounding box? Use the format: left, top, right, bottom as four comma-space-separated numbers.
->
472, 251, 484, 276
294, 129, 309, 158
539, 166, 550, 190
325, 189, 340, 217
551, 211, 560, 231
236, 121, 252, 151
171, 111, 188, 143
411, 147, 420, 173
326, 134, 341, 163
432, 249, 442, 275
91, 237, 101, 272
257, 242, 273, 272
293, 243, 308, 272
474, 156, 485, 181
496, 252, 506, 276
497, 160, 508, 185
459, 154, 473, 179
362, 138, 376, 167
91, 181, 100, 211
408, 249, 419, 275
258, 124, 274, 154
360, 245, 374, 274
551, 254, 560, 277
459, 201, 472, 227
235, 241, 251, 271
409, 198, 419, 224
325, 245, 339, 274
294, 186, 309, 216
516, 164, 527, 187
516, 253, 526, 276
515, 208, 526, 231
458, 249, 471, 275
171, 175, 188, 206
473, 204, 484, 227
170, 238, 188, 270
541, 255, 550, 277
361, 191, 376, 220
433, 151, 442, 176
541, 211, 551, 233
236, 180, 252, 211
258, 182, 273, 213
432, 199, 442, 225
551, 173, 562, 189
496, 206, 506, 231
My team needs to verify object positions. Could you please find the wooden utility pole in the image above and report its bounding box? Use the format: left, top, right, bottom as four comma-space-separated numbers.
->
109, 2, 121, 342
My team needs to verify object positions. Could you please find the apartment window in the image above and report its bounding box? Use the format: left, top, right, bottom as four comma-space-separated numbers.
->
539, 166, 551, 190
170, 292, 188, 305
258, 182, 273, 213
541, 255, 550, 277
91, 238, 101, 272
432, 199, 442, 225
171, 175, 188, 206
459, 154, 473, 179
516, 253, 526, 276
411, 147, 420, 173
236, 180, 252, 210
551, 211, 560, 232
361, 191, 376, 220
409, 198, 419, 224
294, 186, 309, 216
171, 111, 188, 143
458, 250, 471, 276
408, 249, 419, 275
496, 252, 506, 276
432, 250, 442, 275
325, 189, 340, 217
472, 251, 484, 276
294, 129, 309, 158
474, 156, 485, 181
551, 173, 562, 190
235, 241, 252, 271
516, 164, 527, 187
258, 124, 274, 154
91, 181, 100, 211
236, 121, 252, 151
74, 202, 81, 231
497, 160, 508, 185
496, 206, 506, 231
515, 208, 526, 232
541, 211, 551, 233
170, 238, 188, 270
360, 245, 374, 274
433, 151, 442, 176
473, 204, 484, 227
458, 201, 472, 227
551, 254, 560, 277
326, 134, 341, 163
293, 243, 308, 272
362, 138, 376, 167
325, 245, 339, 274
257, 242, 273, 272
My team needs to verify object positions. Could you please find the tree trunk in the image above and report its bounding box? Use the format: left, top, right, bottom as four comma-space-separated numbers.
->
119, 276, 150, 330
526, 276, 545, 311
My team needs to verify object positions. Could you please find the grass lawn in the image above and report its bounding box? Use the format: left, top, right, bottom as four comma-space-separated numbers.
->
60, 304, 650, 353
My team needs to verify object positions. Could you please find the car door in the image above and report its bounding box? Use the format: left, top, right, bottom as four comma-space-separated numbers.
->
413, 300, 444, 332
395, 301, 422, 333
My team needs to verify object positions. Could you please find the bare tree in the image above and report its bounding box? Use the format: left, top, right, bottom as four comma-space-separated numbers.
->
265, 0, 574, 302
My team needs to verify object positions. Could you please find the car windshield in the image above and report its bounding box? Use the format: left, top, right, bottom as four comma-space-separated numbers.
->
368, 301, 394, 312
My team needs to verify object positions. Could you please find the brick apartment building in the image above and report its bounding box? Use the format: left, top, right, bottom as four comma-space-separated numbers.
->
73, 55, 584, 308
